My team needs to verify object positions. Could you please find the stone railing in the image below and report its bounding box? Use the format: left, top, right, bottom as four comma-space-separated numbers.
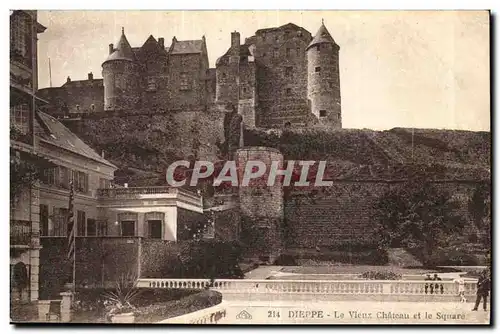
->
137, 278, 211, 289
157, 302, 227, 324
138, 278, 478, 297
97, 187, 176, 198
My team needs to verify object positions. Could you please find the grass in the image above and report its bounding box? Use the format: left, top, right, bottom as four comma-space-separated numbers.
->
279, 265, 461, 276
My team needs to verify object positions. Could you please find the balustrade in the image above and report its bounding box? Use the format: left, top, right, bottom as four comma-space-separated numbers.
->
10, 220, 32, 246
158, 302, 227, 324
138, 278, 478, 297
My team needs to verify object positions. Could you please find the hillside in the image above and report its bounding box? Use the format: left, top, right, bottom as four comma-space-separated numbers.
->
63, 110, 491, 186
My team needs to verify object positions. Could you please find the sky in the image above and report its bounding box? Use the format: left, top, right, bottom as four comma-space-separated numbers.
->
36, 10, 490, 131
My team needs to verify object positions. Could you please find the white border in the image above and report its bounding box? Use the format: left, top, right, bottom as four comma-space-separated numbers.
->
1, 1, 497, 334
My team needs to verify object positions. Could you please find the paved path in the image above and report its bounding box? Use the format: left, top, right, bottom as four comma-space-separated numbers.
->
244, 266, 283, 279
219, 300, 490, 324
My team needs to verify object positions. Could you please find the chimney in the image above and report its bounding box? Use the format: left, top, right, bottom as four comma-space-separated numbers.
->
231, 31, 240, 49
88, 72, 93, 81
108, 43, 114, 55
158, 37, 164, 49
66, 76, 71, 83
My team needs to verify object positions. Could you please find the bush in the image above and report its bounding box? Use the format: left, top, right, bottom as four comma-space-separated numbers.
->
134, 290, 222, 323
175, 240, 244, 279
361, 271, 402, 280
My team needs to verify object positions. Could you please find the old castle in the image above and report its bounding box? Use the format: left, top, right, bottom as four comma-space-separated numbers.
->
39, 22, 341, 129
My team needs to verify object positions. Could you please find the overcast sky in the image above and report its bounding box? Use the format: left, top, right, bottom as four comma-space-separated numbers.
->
36, 10, 490, 131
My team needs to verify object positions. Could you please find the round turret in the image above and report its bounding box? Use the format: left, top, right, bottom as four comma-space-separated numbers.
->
236, 147, 284, 263
102, 28, 140, 111
306, 23, 342, 128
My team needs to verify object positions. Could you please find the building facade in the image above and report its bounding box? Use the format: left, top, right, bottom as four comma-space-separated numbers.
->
10, 10, 47, 303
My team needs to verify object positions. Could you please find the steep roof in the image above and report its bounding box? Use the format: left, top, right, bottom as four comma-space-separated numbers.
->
216, 44, 251, 66
307, 23, 338, 51
169, 40, 203, 54
256, 22, 305, 34
35, 111, 116, 168
104, 28, 136, 63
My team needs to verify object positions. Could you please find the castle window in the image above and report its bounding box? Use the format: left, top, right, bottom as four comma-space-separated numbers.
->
286, 48, 291, 57
275, 36, 279, 42
286, 88, 292, 96
76, 105, 80, 111
315, 66, 321, 73
241, 87, 247, 95
90, 104, 95, 111
262, 52, 267, 57
297, 30, 303, 37
285, 66, 293, 78
10, 103, 29, 134
316, 45, 320, 52
222, 72, 227, 79
296, 47, 301, 56
180, 72, 190, 91
319, 110, 327, 117
273, 49, 279, 58
147, 76, 157, 91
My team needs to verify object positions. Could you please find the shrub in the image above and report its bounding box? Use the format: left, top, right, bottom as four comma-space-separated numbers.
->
134, 290, 222, 323
175, 240, 244, 279
361, 271, 402, 280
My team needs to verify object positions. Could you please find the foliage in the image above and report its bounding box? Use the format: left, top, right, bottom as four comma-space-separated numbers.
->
468, 182, 491, 249
134, 290, 222, 324
360, 271, 402, 280
373, 176, 465, 265
101, 272, 141, 319
10, 152, 40, 207
176, 240, 244, 279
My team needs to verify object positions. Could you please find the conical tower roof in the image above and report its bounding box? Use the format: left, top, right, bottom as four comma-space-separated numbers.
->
104, 27, 136, 63
306, 22, 338, 51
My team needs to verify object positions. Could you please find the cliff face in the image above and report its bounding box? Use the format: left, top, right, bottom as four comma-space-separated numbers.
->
64, 109, 490, 186
64, 108, 225, 186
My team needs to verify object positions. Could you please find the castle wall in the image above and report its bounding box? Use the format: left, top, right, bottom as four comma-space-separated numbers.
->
38, 81, 105, 117
236, 147, 284, 262
167, 54, 208, 110
284, 180, 481, 251
253, 27, 312, 128
307, 43, 341, 127
102, 60, 140, 111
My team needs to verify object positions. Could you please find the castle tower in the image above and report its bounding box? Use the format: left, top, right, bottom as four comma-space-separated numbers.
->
306, 22, 341, 128
236, 147, 284, 263
102, 28, 140, 111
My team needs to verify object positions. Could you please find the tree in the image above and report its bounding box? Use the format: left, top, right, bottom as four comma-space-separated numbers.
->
468, 182, 491, 249
374, 177, 465, 265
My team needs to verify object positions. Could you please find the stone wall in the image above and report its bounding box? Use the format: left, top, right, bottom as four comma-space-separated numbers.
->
253, 26, 312, 127
168, 53, 208, 110
284, 180, 482, 251
38, 80, 105, 116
